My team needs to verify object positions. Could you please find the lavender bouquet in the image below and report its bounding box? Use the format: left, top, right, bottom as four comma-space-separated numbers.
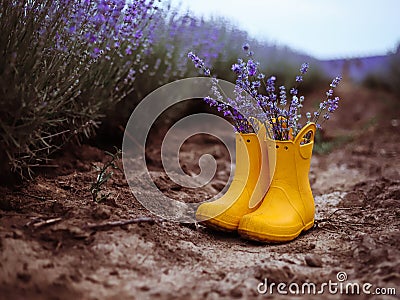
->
188, 44, 342, 141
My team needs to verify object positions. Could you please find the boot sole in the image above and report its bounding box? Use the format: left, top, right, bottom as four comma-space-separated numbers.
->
238, 219, 315, 243
196, 215, 238, 233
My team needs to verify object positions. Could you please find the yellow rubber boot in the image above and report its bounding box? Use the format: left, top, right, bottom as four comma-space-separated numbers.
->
195, 132, 271, 231
238, 123, 316, 242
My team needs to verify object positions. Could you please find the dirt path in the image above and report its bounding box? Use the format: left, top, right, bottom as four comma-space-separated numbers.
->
0, 86, 399, 299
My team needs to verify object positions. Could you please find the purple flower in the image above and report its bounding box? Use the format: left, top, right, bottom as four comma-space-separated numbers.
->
327, 96, 339, 113
279, 86, 287, 106
93, 13, 106, 26
68, 25, 76, 34
231, 63, 242, 74
252, 81, 261, 89
289, 96, 299, 115
242, 43, 250, 51
97, 1, 110, 14
265, 76, 277, 101
247, 59, 257, 76
223, 110, 232, 116
300, 63, 309, 74
85, 33, 97, 44
267, 76, 276, 83
257, 73, 265, 80
257, 94, 267, 107
135, 30, 143, 39
124, 15, 133, 24
188, 52, 210, 76
204, 96, 217, 107
330, 76, 342, 88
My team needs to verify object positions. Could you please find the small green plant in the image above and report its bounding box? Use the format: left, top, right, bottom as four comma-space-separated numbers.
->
313, 131, 353, 154
90, 148, 122, 202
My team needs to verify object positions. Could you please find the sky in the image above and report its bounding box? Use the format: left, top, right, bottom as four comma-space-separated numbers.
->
169, 0, 400, 60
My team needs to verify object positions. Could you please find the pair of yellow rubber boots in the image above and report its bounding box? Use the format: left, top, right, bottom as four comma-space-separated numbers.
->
196, 123, 316, 242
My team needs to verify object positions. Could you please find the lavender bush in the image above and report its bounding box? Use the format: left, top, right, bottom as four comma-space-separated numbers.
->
363, 44, 400, 96
131, 10, 249, 99
106, 8, 257, 132
189, 44, 342, 140
0, 0, 158, 176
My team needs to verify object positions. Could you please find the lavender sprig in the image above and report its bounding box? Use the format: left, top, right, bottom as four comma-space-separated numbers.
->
188, 52, 253, 133
285, 63, 310, 137
187, 51, 211, 76
311, 76, 342, 129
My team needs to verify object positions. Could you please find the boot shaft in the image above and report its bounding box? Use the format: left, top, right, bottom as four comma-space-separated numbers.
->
266, 123, 315, 186
233, 133, 262, 186
234, 133, 273, 208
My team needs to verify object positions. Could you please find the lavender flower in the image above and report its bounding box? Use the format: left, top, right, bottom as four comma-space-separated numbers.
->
313, 76, 342, 127
279, 86, 287, 106
266, 76, 277, 100
231, 63, 243, 75
247, 59, 257, 76
257, 73, 265, 80
328, 96, 340, 113
204, 96, 217, 107
330, 76, 342, 88
300, 63, 309, 74
288, 96, 299, 126
188, 52, 211, 76
296, 75, 303, 82
306, 112, 312, 123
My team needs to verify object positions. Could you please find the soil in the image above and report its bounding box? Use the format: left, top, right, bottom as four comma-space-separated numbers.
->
0, 83, 399, 299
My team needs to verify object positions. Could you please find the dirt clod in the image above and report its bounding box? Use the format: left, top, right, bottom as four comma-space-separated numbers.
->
17, 272, 31, 283
92, 205, 111, 220
305, 254, 323, 268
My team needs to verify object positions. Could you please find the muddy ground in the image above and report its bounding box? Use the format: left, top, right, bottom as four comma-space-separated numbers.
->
0, 83, 399, 299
